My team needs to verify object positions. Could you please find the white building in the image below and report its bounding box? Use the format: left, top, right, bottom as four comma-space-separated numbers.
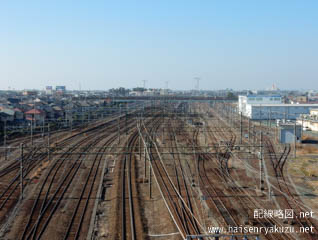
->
239, 95, 318, 120
239, 95, 282, 116
297, 109, 318, 132
46, 86, 53, 95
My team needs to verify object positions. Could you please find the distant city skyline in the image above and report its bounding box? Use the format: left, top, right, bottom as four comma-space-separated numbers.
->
2, 84, 316, 92
1, 1, 318, 91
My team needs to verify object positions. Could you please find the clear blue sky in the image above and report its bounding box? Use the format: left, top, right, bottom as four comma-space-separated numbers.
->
1, 1, 317, 90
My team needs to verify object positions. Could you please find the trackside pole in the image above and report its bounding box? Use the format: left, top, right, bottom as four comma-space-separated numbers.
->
20, 143, 24, 200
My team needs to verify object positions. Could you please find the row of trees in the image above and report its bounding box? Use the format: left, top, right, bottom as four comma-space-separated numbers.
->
109, 87, 148, 96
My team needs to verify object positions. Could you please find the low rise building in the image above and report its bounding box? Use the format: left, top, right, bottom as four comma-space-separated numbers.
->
297, 109, 318, 132
13, 108, 24, 120
239, 95, 318, 120
25, 109, 46, 125
0, 108, 15, 122
247, 104, 318, 120
23, 90, 38, 96
279, 123, 302, 143
238, 95, 282, 115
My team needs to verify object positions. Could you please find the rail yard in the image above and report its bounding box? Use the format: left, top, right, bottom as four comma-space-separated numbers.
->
0, 101, 317, 240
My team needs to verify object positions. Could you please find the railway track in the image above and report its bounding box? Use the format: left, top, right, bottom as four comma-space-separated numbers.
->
140, 115, 203, 239
205, 104, 318, 239
263, 136, 318, 239
184, 120, 240, 229
1, 102, 317, 240
167, 120, 201, 236
0, 115, 136, 230
120, 131, 140, 240
19, 116, 138, 240
116, 111, 166, 240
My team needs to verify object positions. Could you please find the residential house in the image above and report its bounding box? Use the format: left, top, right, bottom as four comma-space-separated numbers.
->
13, 108, 24, 120
25, 109, 46, 125
0, 108, 15, 122
52, 106, 64, 119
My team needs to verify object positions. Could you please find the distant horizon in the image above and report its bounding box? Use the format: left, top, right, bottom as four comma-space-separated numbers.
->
0, 86, 316, 92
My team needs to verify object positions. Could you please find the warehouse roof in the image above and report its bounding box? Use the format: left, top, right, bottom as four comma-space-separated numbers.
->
240, 94, 282, 98
247, 95, 281, 97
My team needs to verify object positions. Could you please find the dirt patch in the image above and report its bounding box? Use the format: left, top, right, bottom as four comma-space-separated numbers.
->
29, 159, 50, 180
287, 155, 318, 212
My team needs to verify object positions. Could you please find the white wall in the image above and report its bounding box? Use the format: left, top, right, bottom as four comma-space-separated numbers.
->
238, 95, 282, 117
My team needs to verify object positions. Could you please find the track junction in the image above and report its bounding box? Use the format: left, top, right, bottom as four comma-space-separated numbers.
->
0, 101, 317, 240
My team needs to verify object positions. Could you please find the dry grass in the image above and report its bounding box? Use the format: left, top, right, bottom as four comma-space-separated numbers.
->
289, 155, 318, 177
297, 144, 318, 155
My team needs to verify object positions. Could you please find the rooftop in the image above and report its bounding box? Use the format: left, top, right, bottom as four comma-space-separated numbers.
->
249, 104, 318, 107
239, 94, 281, 98
25, 109, 45, 115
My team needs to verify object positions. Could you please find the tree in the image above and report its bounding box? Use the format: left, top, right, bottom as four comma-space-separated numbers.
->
109, 87, 130, 96
226, 92, 237, 100
132, 87, 146, 92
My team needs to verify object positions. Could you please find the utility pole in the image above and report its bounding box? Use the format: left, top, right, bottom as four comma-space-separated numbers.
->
253, 125, 255, 152
81, 107, 84, 126
248, 118, 250, 141
42, 118, 45, 138
138, 120, 141, 160
294, 121, 297, 158
117, 117, 120, 143
118, 106, 121, 143
240, 112, 243, 144
142, 80, 147, 89
20, 143, 24, 200
162, 118, 164, 144
88, 108, 90, 124
31, 115, 33, 146
4, 120, 7, 161
47, 124, 50, 162
70, 111, 73, 132
301, 115, 304, 140
259, 131, 264, 192
144, 137, 147, 180
194, 77, 200, 95
259, 105, 262, 128
269, 109, 272, 129
149, 153, 152, 199
125, 111, 128, 135
165, 81, 169, 95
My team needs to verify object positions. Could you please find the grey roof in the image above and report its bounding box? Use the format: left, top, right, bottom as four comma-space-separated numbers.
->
0, 108, 15, 116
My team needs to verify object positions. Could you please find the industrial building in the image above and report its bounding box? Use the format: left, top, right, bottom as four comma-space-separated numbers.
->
45, 86, 53, 95
297, 109, 318, 131
247, 104, 318, 120
239, 95, 318, 120
238, 95, 282, 114
56, 86, 66, 94
278, 123, 302, 143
